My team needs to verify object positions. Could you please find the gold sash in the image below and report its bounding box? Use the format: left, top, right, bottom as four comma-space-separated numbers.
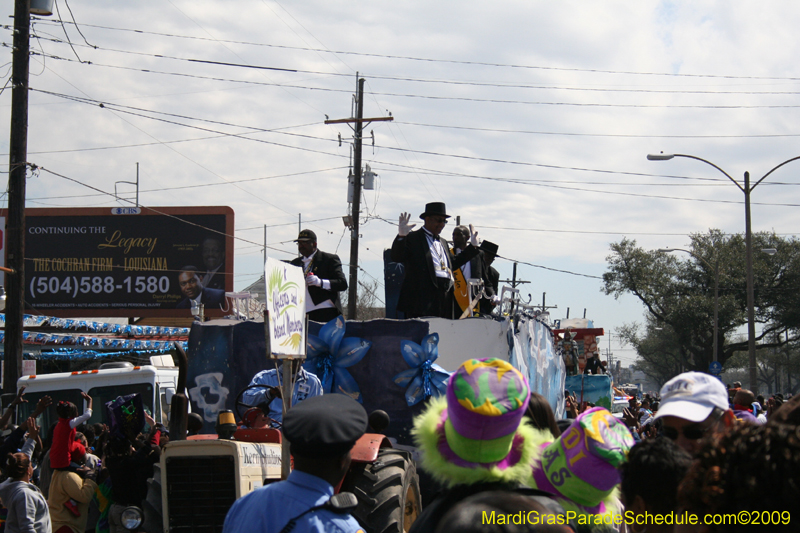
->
451, 248, 474, 315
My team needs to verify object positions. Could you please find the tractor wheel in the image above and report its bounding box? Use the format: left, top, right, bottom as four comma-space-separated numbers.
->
343, 448, 421, 533
142, 462, 164, 533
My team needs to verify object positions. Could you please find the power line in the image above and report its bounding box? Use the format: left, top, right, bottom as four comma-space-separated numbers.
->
29, 92, 800, 208
29, 53, 800, 110
31, 35, 800, 96
30, 89, 334, 144
30, 19, 800, 82
394, 121, 800, 139
24, 167, 348, 201
497, 256, 602, 280
37, 166, 289, 251
372, 215, 799, 239
366, 163, 800, 208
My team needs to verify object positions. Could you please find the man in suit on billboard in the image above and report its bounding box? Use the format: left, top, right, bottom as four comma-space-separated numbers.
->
289, 230, 348, 323
176, 265, 225, 309
390, 202, 480, 319
201, 237, 225, 291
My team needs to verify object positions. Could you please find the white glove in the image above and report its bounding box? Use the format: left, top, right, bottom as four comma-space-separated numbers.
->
491, 295, 501, 306
469, 224, 480, 247
306, 274, 322, 287
398, 212, 415, 237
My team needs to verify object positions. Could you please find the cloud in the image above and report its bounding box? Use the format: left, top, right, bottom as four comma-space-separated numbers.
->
3, 1, 800, 356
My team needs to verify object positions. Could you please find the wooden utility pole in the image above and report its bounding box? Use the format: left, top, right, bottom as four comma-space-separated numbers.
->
4, 0, 31, 394
325, 75, 392, 319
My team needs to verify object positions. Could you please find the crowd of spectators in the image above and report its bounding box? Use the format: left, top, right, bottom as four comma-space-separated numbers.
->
412, 368, 800, 533
0, 367, 797, 533
0, 388, 165, 533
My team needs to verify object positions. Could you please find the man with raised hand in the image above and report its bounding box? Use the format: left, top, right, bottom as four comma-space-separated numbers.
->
390, 202, 480, 319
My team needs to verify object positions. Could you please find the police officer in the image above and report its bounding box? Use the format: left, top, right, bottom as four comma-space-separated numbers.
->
222, 394, 367, 533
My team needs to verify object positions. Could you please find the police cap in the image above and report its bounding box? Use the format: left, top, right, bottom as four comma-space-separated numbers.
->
283, 394, 368, 457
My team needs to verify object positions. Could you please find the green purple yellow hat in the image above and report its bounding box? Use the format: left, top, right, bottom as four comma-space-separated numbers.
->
412, 358, 545, 487
443, 358, 530, 466
532, 406, 634, 513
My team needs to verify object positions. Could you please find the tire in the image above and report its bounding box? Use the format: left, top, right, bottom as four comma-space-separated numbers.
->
142, 462, 164, 533
342, 448, 422, 533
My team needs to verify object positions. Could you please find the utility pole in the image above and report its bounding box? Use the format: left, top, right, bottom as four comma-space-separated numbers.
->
4, 0, 31, 394
504, 262, 531, 316
534, 292, 557, 314
325, 75, 392, 319
346, 78, 364, 320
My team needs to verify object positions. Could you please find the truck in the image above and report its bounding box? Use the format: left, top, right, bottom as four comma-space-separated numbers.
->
16, 357, 181, 438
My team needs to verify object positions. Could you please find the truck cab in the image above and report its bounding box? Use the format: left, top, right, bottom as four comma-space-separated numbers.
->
16, 358, 181, 438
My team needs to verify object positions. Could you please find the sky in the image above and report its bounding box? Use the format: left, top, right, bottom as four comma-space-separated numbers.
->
3, 1, 800, 365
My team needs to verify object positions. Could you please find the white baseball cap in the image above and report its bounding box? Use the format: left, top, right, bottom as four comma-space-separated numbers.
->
654, 372, 729, 423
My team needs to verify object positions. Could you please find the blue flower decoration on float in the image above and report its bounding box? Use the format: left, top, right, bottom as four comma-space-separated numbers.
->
303, 315, 371, 403
393, 333, 451, 406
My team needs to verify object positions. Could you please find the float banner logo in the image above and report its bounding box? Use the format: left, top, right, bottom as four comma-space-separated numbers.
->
265, 256, 306, 357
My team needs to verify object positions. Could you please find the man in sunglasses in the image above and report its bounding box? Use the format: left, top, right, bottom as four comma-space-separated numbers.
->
652, 371, 734, 454
391, 202, 480, 318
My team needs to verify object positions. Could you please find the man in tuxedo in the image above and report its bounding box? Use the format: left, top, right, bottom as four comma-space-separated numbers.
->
390, 202, 480, 319
176, 265, 225, 309
289, 229, 348, 323
479, 240, 501, 315
450, 225, 495, 318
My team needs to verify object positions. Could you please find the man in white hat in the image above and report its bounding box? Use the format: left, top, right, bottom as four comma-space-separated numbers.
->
653, 371, 734, 454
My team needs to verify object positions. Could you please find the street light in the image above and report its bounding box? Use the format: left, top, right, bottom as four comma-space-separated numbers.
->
658, 248, 720, 365
648, 152, 800, 393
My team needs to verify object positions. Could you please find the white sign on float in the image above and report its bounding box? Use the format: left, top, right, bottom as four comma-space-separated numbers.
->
264, 257, 306, 358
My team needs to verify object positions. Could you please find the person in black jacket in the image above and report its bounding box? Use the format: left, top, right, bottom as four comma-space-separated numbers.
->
450, 226, 496, 318
479, 240, 501, 315
289, 229, 348, 323
106, 412, 163, 533
390, 202, 480, 319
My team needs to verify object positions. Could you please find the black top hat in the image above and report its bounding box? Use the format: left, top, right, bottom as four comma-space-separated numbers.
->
294, 229, 317, 242
480, 240, 499, 255
419, 202, 450, 219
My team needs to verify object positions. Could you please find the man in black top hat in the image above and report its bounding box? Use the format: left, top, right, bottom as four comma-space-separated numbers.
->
289, 229, 348, 323
390, 202, 480, 319
223, 394, 367, 533
478, 240, 501, 315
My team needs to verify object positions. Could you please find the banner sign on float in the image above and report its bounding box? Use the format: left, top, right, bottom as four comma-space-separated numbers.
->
264, 257, 306, 358
5, 207, 234, 317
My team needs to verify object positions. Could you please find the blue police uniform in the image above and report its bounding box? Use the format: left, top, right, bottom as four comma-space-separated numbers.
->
241, 368, 323, 426
222, 469, 364, 533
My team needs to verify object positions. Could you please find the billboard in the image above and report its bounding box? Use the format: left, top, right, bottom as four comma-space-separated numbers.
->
2, 206, 234, 317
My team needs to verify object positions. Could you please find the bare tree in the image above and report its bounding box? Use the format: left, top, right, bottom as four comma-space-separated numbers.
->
342, 278, 385, 320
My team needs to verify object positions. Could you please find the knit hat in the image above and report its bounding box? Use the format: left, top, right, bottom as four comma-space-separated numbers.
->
413, 358, 543, 487
531, 407, 634, 514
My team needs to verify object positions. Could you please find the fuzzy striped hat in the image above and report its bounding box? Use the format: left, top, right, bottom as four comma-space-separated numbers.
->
413, 358, 543, 487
